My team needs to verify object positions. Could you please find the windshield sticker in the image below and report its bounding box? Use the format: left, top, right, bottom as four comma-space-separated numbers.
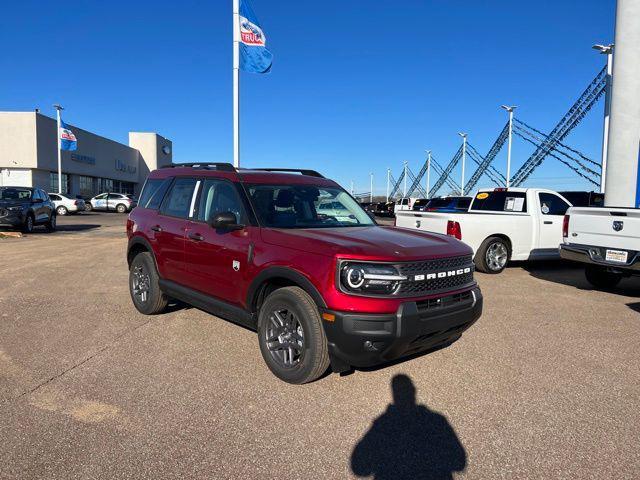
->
476, 192, 489, 200
513, 198, 525, 212
504, 197, 516, 211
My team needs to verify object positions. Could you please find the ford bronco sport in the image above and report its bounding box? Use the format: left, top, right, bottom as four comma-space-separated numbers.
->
126, 163, 482, 384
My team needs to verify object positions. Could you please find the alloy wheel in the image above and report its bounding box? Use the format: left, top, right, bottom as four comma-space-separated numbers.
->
264, 308, 305, 368
132, 264, 151, 304
486, 242, 508, 271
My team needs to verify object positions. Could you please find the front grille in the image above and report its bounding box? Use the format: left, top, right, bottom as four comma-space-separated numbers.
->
416, 290, 473, 313
0, 209, 7, 217
397, 255, 475, 296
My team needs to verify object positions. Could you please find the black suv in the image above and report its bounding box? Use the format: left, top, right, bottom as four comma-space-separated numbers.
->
0, 187, 56, 233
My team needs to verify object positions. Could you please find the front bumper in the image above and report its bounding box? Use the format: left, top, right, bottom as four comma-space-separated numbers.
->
560, 244, 640, 271
0, 211, 25, 227
323, 287, 482, 369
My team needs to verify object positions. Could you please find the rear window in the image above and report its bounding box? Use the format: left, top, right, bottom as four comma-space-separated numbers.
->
470, 191, 528, 213
413, 199, 429, 207
426, 198, 453, 209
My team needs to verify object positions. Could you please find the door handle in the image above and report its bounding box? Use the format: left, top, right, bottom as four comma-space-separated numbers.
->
151, 225, 162, 232
188, 232, 204, 242
544, 221, 553, 225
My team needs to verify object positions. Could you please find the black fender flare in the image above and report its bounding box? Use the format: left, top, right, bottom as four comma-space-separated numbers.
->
127, 235, 159, 271
246, 267, 327, 313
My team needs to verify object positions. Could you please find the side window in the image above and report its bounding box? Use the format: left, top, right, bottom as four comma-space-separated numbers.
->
49, 194, 60, 201
160, 178, 197, 218
140, 178, 172, 210
539, 193, 570, 216
196, 179, 244, 223
95, 193, 107, 199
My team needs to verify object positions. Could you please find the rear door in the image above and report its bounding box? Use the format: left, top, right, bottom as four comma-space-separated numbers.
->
154, 177, 198, 281
537, 192, 570, 250
183, 178, 253, 306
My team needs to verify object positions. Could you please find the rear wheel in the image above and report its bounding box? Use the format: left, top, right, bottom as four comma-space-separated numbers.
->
129, 252, 168, 314
258, 286, 330, 384
585, 265, 622, 290
475, 236, 509, 274
56, 206, 68, 216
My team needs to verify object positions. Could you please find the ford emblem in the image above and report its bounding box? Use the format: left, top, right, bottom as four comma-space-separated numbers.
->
613, 221, 624, 232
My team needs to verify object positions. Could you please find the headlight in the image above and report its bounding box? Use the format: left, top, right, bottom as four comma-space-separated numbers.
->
339, 262, 406, 296
7, 206, 23, 212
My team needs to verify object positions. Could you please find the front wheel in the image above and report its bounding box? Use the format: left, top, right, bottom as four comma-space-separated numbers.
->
129, 252, 168, 314
475, 236, 509, 274
258, 286, 330, 384
22, 214, 34, 233
85, 203, 93, 212
585, 265, 622, 290
116, 204, 127, 214
45, 214, 56, 232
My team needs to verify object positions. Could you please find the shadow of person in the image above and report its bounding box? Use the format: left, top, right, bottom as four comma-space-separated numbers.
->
351, 374, 466, 480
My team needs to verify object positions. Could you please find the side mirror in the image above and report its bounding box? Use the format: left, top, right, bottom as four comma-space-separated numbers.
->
209, 211, 244, 231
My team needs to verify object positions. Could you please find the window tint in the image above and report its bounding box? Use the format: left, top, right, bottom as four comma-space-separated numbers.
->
196, 179, 244, 223
470, 191, 528, 212
139, 178, 172, 210
49, 194, 60, 201
95, 193, 107, 199
160, 178, 197, 218
538, 193, 570, 216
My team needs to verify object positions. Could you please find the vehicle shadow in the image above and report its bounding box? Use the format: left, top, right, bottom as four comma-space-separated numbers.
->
350, 374, 467, 480
627, 302, 640, 314
524, 260, 640, 298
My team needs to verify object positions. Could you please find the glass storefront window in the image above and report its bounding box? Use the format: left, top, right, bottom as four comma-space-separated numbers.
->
79, 176, 95, 198
49, 172, 69, 194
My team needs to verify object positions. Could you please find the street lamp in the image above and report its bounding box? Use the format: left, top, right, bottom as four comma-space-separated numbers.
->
593, 43, 614, 194
458, 133, 467, 196
403, 161, 408, 198
501, 105, 517, 188
425, 150, 431, 198
386, 168, 391, 202
369, 172, 373, 203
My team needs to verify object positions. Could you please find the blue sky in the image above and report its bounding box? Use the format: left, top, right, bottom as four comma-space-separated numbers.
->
0, 0, 615, 195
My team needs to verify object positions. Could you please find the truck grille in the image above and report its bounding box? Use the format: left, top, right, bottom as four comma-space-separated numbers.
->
397, 255, 475, 296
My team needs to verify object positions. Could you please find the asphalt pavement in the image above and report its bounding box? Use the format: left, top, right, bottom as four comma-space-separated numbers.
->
1, 212, 639, 479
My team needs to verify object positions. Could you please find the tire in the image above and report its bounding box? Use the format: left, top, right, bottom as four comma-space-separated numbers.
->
116, 204, 127, 214
22, 214, 34, 234
258, 286, 330, 384
45, 214, 56, 232
585, 265, 622, 290
129, 251, 168, 315
56, 206, 68, 216
85, 203, 93, 212
475, 236, 509, 274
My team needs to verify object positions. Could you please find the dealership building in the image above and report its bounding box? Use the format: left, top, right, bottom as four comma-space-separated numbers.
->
0, 111, 173, 197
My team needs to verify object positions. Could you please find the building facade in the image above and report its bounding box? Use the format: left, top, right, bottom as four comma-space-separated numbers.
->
0, 111, 172, 197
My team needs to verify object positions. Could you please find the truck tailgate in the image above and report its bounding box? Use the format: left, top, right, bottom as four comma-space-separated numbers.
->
568, 207, 640, 249
395, 211, 453, 234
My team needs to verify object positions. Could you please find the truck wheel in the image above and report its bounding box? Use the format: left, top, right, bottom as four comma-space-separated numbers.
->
129, 252, 168, 315
475, 236, 509, 274
258, 286, 330, 384
585, 265, 622, 290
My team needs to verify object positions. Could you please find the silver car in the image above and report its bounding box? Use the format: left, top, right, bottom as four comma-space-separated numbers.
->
87, 193, 137, 213
48, 193, 86, 215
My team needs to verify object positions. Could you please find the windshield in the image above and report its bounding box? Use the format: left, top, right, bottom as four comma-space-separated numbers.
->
0, 187, 32, 201
247, 184, 375, 228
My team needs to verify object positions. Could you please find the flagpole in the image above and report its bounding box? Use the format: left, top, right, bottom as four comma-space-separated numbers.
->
53, 104, 64, 193
233, 0, 240, 168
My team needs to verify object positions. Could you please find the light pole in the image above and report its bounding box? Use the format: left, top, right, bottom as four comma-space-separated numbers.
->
386, 168, 391, 202
593, 43, 614, 194
426, 150, 431, 198
369, 172, 373, 203
501, 105, 517, 188
458, 133, 467, 196
403, 161, 408, 198
53, 104, 64, 193
350, 180, 354, 195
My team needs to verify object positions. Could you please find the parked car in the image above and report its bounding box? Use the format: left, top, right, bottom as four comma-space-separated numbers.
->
395, 188, 572, 274
87, 193, 137, 213
424, 196, 472, 213
558, 191, 605, 208
127, 163, 482, 384
412, 198, 430, 212
0, 186, 56, 233
48, 192, 86, 215
394, 197, 418, 214
368, 201, 394, 217
560, 205, 639, 289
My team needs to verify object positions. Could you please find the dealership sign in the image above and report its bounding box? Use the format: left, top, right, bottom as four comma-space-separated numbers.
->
115, 159, 137, 174
71, 154, 96, 165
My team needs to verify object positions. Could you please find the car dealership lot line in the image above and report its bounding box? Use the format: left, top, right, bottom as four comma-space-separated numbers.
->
1, 213, 639, 479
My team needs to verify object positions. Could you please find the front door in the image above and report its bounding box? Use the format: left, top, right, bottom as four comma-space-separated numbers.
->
183, 178, 253, 306
537, 192, 571, 250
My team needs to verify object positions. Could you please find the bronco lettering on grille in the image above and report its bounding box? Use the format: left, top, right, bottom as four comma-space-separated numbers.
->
415, 267, 471, 282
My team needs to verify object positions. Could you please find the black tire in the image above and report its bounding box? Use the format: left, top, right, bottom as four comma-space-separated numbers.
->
22, 214, 34, 234
257, 286, 330, 384
475, 236, 510, 274
56, 206, 68, 216
585, 265, 622, 290
45, 214, 56, 232
85, 203, 93, 212
116, 204, 127, 214
129, 251, 168, 315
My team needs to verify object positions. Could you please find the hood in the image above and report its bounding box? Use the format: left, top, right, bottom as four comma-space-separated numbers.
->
261, 225, 472, 261
0, 199, 27, 208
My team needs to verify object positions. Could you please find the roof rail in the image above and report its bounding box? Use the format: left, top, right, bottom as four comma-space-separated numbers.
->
161, 162, 236, 172
248, 168, 324, 178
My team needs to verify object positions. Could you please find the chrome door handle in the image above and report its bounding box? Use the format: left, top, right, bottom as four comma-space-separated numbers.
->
188, 232, 204, 242
151, 225, 162, 232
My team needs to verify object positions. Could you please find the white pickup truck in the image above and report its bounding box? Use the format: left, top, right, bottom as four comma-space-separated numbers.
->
395, 188, 572, 273
560, 206, 639, 289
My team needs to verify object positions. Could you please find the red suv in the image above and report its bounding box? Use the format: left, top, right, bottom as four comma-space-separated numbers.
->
126, 163, 482, 384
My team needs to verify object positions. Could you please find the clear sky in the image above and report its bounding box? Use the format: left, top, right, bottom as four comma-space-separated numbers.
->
0, 0, 615, 196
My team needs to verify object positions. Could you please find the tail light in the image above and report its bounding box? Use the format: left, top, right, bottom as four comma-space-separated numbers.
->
446, 220, 462, 240
74, 200, 78, 206
562, 215, 570, 238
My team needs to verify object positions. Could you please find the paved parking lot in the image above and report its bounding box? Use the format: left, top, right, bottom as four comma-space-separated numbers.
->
1, 212, 639, 479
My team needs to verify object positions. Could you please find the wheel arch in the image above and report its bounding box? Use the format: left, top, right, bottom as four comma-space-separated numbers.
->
246, 267, 327, 315
127, 236, 158, 270
482, 234, 513, 259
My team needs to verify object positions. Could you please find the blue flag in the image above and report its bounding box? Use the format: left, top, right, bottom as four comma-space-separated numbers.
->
239, 0, 273, 73
60, 120, 77, 151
